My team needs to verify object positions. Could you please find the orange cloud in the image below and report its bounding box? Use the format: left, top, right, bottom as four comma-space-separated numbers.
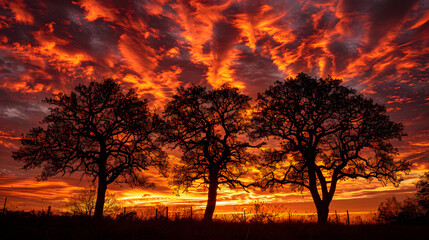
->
7, 0, 34, 24
76, 0, 117, 22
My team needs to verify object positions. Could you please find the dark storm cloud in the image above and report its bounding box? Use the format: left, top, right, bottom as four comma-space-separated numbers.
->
365, 0, 419, 51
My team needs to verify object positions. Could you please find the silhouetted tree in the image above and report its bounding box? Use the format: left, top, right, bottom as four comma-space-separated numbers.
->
67, 188, 96, 216
13, 79, 167, 218
251, 73, 410, 223
162, 84, 257, 221
66, 188, 121, 216
416, 172, 429, 214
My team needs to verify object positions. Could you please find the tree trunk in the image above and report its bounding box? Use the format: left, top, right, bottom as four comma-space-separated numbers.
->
203, 177, 218, 222
94, 176, 107, 218
316, 202, 330, 224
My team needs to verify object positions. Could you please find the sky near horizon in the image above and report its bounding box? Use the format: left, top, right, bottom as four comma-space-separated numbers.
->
0, 0, 428, 216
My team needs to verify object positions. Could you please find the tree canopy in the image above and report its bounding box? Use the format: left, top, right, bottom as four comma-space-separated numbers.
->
13, 79, 167, 217
251, 73, 410, 223
162, 84, 257, 221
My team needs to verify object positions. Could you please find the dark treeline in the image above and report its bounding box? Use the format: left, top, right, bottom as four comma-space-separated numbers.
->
13, 73, 412, 224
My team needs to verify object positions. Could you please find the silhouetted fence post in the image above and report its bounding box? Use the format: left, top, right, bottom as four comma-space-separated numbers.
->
123, 207, 126, 216
47, 206, 51, 217
2, 196, 6, 215
347, 210, 350, 226
335, 210, 338, 224
166, 207, 168, 220
243, 209, 246, 223
155, 208, 158, 220
190, 206, 192, 220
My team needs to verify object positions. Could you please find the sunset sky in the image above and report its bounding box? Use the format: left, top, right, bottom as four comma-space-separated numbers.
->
0, 0, 428, 217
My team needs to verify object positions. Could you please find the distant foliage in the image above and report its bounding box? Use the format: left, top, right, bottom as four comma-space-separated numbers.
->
376, 172, 429, 224
116, 211, 138, 220
415, 172, 429, 214
66, 188, 122, 216
248, 201, 280, 223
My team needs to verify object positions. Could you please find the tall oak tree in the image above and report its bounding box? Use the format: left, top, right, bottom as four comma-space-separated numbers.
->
251, 73, 410, 223
13, 79, 167, 217
163, 84, 257, 221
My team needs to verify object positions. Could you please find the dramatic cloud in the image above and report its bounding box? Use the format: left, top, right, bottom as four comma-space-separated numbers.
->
0, 0, 428, 215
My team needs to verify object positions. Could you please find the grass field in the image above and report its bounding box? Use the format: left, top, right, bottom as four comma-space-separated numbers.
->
1, 213, 427, 240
